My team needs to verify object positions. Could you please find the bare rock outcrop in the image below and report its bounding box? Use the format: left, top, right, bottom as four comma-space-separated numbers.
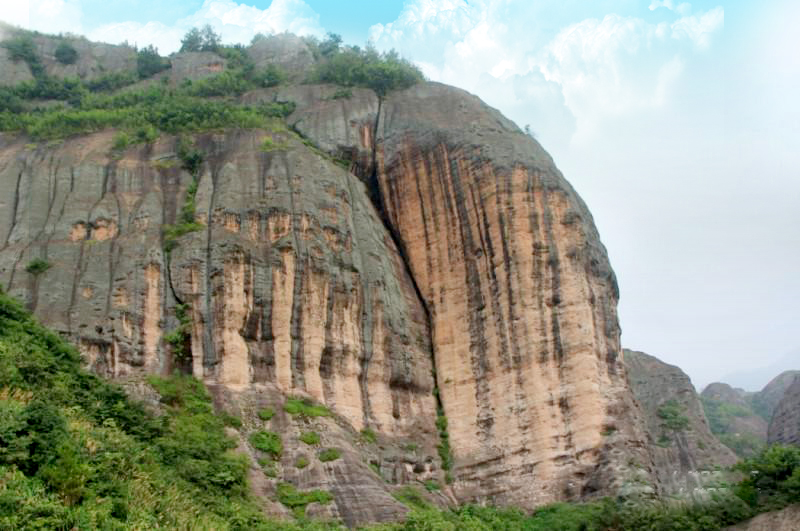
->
768, 375, 800, 446
624, 349, 737, 494
280, 81, 655, 506
0, 29, 658, 517
0, 130, 439, 525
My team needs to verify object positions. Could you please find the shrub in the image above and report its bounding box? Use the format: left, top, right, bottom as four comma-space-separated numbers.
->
180, 25, 221, 53
295, 456, 309, 469
54, 42, 78, 65
392, 486, 431, 510
257, 407, 275, 421
318, 448, 341, 462
658, 399, 690, 431
137, 45, 170, 79
284, 397, 331, 418
25, 258, 51, 275
299, 431, 320, 446
361, 428, 377, 444
275, 482, 332, 518
249, 430, 282, 458
308, 41, 423, 97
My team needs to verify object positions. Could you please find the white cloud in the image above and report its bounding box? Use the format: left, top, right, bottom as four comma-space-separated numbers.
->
370, 0, 723, 145
88, 0, 324, 54
0, 0, 83, 35
670, 7, 724, 49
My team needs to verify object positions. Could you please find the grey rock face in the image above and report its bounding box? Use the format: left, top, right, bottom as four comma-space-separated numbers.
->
768, 375, 800, 446
624, 349, 737, 495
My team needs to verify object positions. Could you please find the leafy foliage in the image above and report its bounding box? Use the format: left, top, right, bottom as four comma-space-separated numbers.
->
702, 396, 766, 457
258, 407, 275, 421
299, 431, 320, 446
0, 292, 278, 529
657, 399, 690, 431
275, 482, 333, 518
180, 25, 221, 53
25, 258, 51, 275
249, 431, 282, 458
137, 44, 170, 79
306, 34, 423, 97
54, 42, 78, 65
284, 397, 331, 418
317, 448, 341, 462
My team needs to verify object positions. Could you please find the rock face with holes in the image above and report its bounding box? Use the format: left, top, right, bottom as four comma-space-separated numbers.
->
0, 33, 658, 523
768, 375, 800, 446
624, 349, 737, 494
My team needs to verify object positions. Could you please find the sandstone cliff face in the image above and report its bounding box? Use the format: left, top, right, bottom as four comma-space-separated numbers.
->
0, 32, 657, 517
768, 375, 800, 446
0, 129, 441, 524
624, 349, 737, 494
282, 81, 654, 506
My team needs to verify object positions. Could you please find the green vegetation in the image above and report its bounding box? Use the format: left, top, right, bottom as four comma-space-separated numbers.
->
0, 291, 280, 529
318, 448, 341, 462
284, 396, 331, 418
424, 480, 441, 492
162, 138, 205, 252
54, 42, 78, 65
435, 408, 453, 482
305, 33, 423, 97
295, 456, 309, 469
392, 486, 431, 510
25, 258, 51, 275
702, 396, 766, 457
657, 399, 690, 431
299, 431, 320, 446
163, 303, 192, 361
249, 431, 282, 459
137, 44, 170, 79
275, 482, 333, 519
360, 427, 377, 444
258, 407, 275, 421
180, 25, 221, 53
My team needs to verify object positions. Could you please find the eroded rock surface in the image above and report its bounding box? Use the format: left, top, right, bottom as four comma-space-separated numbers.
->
625, 349, 737, 494
0, 31, 659, 516
283, 81, 655, 506
768, 375, 800, 446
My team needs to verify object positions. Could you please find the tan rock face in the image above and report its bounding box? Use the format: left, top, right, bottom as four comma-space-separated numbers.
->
0, 129, 436, 441
370, 84, 651, 505
0, 78, 657, 516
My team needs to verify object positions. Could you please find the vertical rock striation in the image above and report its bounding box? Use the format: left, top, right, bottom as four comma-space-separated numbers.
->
768, 375, 800, 446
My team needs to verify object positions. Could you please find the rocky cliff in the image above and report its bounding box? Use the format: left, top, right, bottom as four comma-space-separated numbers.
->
624, 349, 737, 494
0, 28, 655, 522
701, 371, 799, 457
768, 375, 800, 446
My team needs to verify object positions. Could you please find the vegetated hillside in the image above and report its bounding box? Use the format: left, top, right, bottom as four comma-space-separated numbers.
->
701, 371, 800, 458
624, 349, 737, 493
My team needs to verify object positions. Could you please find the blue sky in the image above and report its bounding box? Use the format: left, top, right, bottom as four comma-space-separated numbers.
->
2, 1, 798, 390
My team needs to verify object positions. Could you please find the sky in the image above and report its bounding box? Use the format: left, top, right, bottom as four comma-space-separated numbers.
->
1, 0, 798, 391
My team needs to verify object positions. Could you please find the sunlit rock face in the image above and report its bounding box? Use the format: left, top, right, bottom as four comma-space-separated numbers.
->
281, 80, 656, 505
0, 67, 656, 517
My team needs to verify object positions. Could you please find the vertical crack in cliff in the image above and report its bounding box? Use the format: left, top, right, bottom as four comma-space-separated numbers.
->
203, 149, 218, 371
283, 149, 306, 390
2, 171, 23, 251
